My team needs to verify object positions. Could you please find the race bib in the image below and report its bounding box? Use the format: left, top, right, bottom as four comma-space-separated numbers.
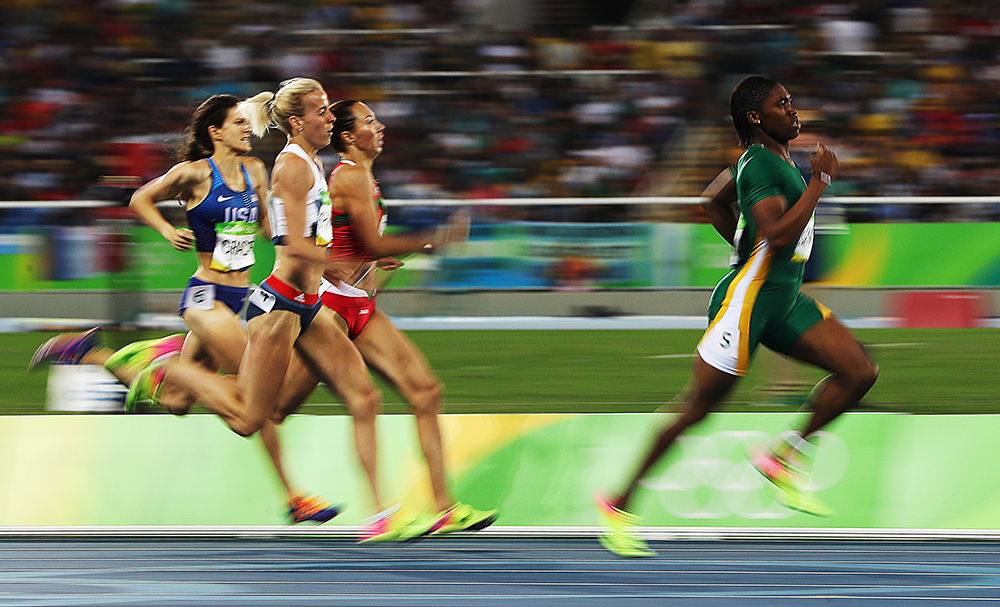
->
248, 284, 276, 313
316, 191, 333, 246
183, 283, 216, 311
791, 214, 815, 263
268, 193, 287, 241
210, 221, 256, 272
730, 213, 745, 268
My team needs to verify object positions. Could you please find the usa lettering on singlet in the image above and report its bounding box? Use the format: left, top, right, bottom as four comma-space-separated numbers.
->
187, 158, 259, 272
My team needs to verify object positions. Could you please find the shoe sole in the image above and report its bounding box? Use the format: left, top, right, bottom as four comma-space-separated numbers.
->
400, 521, 441, 543
436, 512, 499, 535
598, 534, 656, 558
752, 454, 833, 517
359, 519, 438, 544
291, 506, 344, 524
28, 337, 59, 371
778, 488, 834, 517
358, 531, 401, 544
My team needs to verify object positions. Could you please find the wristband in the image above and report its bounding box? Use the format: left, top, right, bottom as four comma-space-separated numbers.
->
818, 172, 832, 186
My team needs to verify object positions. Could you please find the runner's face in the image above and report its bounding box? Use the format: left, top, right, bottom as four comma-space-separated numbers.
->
350, 103, 385, 158
296, 89, 333, 150
754, 84, 800, 144
218, 105, 252, 154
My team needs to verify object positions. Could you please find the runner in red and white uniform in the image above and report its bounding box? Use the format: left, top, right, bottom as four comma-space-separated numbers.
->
304, 99, 498, 541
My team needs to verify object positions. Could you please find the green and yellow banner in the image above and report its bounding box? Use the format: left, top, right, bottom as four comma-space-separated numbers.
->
1, 412, 998, 530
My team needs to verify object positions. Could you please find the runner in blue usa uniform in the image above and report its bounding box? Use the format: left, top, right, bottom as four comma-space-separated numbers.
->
125, 94, 340, 523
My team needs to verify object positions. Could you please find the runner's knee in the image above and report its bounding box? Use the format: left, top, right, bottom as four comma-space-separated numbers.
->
680, 403, 711, 427
229, 413, 266, 438
160, 395, 193, 416
853, 359, 879, 396
409, 380, 443, 417
347, 385, 382, 424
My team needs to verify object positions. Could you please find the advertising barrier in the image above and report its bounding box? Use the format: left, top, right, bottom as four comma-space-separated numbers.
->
2, 412, 999, 531
3, 221, 999, 293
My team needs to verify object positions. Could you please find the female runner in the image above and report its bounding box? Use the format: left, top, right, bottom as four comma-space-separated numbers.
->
596, 76, 878, 556
269, 99, 497, 541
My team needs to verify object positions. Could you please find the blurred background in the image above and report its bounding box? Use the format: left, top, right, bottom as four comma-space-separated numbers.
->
0, 0, 998, 325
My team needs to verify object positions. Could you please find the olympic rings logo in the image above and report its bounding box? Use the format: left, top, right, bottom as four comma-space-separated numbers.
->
639, 430, 849, 519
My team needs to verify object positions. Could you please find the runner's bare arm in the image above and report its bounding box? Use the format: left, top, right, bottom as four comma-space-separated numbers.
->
129, 161, 205, 251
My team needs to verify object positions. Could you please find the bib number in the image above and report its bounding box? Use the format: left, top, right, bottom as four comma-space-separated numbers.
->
248, 285, 276, 314
183, 283, 216, 312
791, 215, 815, 263
211, 222, 256, 272
730, 213, 745, 268
316, 191, 333, 246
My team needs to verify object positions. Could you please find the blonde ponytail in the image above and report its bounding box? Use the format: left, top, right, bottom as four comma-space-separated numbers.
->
244, 78, 325, 138
242, 91, 276, 139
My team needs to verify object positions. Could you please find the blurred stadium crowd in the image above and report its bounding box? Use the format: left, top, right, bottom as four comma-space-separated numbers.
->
2, 0, 999, 221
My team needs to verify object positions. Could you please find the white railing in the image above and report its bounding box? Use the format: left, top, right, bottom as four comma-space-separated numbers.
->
379, 196, 1000, 207
2, 197, 999, 210
0, 200, 119, 209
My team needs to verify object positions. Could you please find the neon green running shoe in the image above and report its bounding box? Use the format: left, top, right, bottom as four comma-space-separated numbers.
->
778, 484, 834, 517
595, 493, 656, 558
104, 334, 185, 377
124, 358, 171, 413
431, 502, 499, 535
358, 506, 439, 543
751, 450, 833, 517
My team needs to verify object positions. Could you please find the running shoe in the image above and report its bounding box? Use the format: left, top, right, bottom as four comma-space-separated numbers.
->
28, 326, 102, 370
288, 494, 343, 524
431, 502, 499, 535
124, 358, 171, 413
104, 333, 185, 377
751, 450, 833, 517
358, 506, 439, 543
595, 493, 656, 557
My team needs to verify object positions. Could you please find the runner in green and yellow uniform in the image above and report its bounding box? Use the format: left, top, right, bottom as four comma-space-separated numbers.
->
597, 76, 879, 557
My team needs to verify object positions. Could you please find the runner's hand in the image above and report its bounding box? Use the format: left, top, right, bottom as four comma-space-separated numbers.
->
440, 209, 470, 248
377, 257, 403, 271
810, 143, 839, 182
164, 227, 194, 251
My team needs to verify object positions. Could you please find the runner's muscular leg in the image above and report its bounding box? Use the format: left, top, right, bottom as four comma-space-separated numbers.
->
237, 310, 301, 437
616, 354, 739, 511
157, 306, 240, 415
295, 308, 385, 511
186, 304, 303, 498
356, 310, 451, 512
184, 305, 247, 373
270, 345, 323, 423
785, 316, 878, 438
